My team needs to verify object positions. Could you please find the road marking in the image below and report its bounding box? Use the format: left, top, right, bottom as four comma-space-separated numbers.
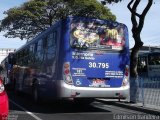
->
9, 99, 42, 120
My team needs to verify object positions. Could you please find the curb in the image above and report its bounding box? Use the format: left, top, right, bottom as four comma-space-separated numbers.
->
96, 99, 160, 115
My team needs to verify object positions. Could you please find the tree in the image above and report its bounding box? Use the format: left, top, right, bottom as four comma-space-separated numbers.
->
127, 0, 153, 78
0, 0, 116, 40
102, 0, 153, 102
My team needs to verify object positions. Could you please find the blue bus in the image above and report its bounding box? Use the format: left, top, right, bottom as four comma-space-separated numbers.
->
9, 17, 130, 103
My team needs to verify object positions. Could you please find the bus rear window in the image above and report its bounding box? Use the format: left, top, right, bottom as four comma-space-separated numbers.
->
70, 20, 126, 50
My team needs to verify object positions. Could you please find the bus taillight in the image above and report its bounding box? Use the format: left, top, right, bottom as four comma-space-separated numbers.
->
122, 65, 129, 86
125, 65, 129, 76
63, 62, 73, 85
64, 69, 70, 75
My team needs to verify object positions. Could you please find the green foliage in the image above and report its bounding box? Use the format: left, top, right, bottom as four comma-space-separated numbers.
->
66, 0, 116, 20
0, 0, 48, 40
102, 0, 122, 4
0, 0, 116, 40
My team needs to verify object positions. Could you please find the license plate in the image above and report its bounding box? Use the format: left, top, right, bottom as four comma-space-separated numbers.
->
93, 79, 105, 84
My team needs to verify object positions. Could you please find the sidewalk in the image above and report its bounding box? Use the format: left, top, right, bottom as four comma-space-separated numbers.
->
96, 98, 160, 115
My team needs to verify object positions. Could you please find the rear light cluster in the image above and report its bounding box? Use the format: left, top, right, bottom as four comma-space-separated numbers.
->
0, 79, 5, 94
122, 65, 129, 86
63, 62, 73, 85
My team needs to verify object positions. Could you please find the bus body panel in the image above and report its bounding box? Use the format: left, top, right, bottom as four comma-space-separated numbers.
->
58, 80, 129, 99
65, 52, 129, 88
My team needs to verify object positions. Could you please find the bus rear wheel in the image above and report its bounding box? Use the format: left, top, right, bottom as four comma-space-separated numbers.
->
32, 86, 40, 104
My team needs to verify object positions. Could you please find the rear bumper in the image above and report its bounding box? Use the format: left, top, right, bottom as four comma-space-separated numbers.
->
0, 92, 8, 119
58, 80, 130, 99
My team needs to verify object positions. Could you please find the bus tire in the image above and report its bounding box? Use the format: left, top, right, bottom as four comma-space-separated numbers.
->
13, 78, 16, 91
13, 79, 23, 96
32, 85, 40, 104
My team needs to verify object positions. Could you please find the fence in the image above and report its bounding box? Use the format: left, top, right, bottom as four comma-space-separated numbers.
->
136, 76, 160, 109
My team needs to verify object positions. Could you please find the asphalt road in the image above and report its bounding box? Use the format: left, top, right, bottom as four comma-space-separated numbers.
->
7, 91, 158, 120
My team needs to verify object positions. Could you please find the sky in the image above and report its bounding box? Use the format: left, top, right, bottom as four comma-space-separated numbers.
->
0, 0, 160, 49
0, 0, 27, 49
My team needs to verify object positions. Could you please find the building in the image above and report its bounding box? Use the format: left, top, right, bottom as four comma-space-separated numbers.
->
139, 46, 160, 53
0, 48, 16, 63
130, 46, 160, 54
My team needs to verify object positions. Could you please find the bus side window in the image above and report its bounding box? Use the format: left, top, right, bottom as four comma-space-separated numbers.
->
29, 44, 35, 63
42, 36, 48, 60
37, 39, 43, 62
31, 42, 38, 63
148, 57, 154, 65
47, 31, 57, 59
154, 56, 160, 65
19, 50, 24, 65
34, 42, 38, 54
138, 56, 147, 73
52, 31, 57, 57
8, 53, 16, 65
